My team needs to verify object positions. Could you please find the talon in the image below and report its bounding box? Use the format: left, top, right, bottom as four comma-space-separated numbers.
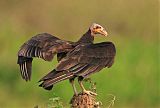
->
83, 90, 97, 96
78, 77, 97, 96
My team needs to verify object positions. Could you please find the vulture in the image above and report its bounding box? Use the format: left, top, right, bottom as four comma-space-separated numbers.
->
17, 23, 116, 95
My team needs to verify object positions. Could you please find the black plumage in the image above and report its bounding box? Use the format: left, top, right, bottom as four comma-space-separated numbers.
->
17, 33, 73, 81
17, 23, 116, 94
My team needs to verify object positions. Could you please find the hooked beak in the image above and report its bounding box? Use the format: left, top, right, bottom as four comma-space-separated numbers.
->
95, 28, 108, 36
99, 29, 108, 36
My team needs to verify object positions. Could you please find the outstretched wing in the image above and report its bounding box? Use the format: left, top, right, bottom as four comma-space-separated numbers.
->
17, 33, 74, 81
56, 42, 116, 78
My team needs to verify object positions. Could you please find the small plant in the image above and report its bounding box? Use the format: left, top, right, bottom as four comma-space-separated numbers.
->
106, 94, 116, 108
83, 78, 97, 93
35, 78, 115, 108
47, 96, 64, 108
84, 78, 116, 108
34, 95, 64, 108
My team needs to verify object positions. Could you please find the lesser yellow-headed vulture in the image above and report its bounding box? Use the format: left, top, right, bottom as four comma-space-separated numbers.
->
17, 23, 116, 95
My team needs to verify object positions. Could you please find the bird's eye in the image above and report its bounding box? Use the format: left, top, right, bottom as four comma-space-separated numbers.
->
95, 26, 101, 29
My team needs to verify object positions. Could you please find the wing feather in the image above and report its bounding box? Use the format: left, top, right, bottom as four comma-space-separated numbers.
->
56, 42, 116, 77
17, 33, 74, 81
38, 42, 116, 89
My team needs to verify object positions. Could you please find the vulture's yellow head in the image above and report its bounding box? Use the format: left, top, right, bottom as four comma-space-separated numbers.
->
90, 23, 108, 36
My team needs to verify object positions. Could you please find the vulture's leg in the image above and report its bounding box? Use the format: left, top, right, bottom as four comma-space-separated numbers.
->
69, 78, 78, 95
78, 76, 97, 96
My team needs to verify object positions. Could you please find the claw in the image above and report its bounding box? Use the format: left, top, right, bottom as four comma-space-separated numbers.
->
82, 90, 97, 96
78, 77, 97, 96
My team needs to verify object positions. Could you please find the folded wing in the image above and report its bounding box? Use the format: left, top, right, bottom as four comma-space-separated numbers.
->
56, 42, 116, 78
38, 42, 116, 89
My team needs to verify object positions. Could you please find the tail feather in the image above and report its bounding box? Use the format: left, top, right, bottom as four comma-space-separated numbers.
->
39, 70, 74, 90
17, 56, 33, 81
39, 83, 53, 90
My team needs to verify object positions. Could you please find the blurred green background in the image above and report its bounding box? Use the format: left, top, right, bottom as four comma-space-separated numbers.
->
0, 0, 159, 108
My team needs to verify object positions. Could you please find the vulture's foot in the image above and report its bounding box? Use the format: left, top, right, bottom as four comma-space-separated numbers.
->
82, 90, 97, 96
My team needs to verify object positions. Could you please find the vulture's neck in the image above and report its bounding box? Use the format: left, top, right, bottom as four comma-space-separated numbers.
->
77, 29, 94, 44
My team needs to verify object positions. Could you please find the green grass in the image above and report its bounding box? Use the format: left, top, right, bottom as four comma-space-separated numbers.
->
0, 0, 158, 108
